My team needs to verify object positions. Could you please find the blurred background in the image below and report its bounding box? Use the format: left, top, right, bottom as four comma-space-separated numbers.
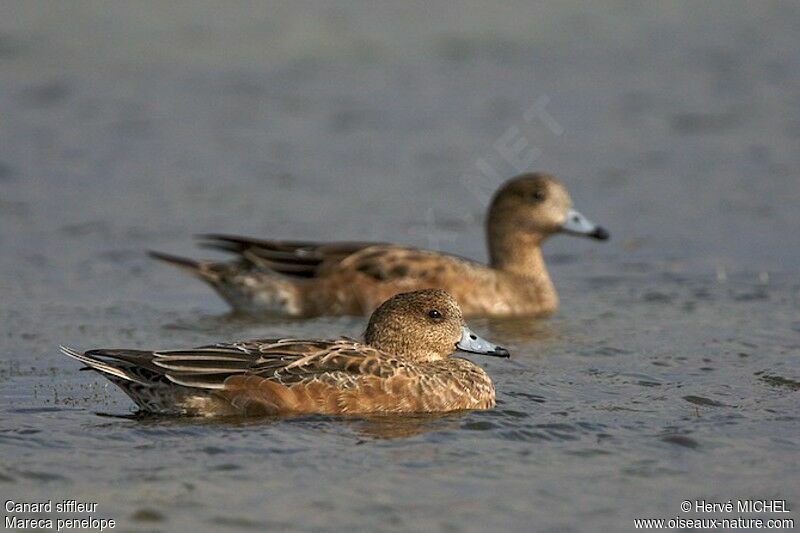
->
2, 1, 799, 296
1, 2, 798, 532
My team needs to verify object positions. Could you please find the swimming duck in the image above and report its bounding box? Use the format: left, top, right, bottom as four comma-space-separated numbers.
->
61, 289, 509, 416
151, 172, 609, 317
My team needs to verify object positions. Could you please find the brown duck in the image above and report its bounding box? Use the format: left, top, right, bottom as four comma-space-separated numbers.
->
61, 289, 509, 417
151, 172, 609, 317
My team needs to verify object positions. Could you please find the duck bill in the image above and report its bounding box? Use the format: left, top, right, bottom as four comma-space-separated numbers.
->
456, 326, 510, 358
560, 208, 610, 240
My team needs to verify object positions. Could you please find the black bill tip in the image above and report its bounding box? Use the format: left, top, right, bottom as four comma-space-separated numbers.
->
490, 346, 511, 358
590, 227, 610, 241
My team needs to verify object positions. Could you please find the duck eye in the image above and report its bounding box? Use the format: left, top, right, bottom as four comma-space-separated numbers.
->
531, 190, 546, 202
428, 309, 443, 320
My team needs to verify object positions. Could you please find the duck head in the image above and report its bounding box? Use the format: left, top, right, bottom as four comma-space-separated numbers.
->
489, 172, 609, 243
486, 173, 609, 273
365, 289, 509, 363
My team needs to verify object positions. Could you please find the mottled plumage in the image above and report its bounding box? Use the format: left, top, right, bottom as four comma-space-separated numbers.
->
62, 290, 508, 417
151, 173, 609, 317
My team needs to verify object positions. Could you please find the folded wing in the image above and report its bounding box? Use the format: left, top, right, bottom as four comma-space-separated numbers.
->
197, 234, 381, 278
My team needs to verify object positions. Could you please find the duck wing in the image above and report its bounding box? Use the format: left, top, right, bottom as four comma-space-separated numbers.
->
64, 338, 395, 389
333, 245, 485, 283
196, 234, 382, 278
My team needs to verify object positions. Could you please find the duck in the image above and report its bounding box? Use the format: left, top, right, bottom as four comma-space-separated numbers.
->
61, 289, 509, 417
150, 172, 609, 317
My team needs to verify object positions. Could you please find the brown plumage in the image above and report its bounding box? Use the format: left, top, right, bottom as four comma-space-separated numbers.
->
61, 290, 509, 417
150, 172, 609, 317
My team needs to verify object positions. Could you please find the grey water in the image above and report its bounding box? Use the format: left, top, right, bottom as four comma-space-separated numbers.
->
1, 2, 798, 531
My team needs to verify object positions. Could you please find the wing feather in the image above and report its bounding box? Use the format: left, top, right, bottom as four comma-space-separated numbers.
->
196, 235, 380, 278
143, 339, 394, 391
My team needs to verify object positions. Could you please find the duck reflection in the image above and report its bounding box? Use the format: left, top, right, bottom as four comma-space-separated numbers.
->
481, 315, 557, 344
348, 412, 465, 440
95, 410, 464, 440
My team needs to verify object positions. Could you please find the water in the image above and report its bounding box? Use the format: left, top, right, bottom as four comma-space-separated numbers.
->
1, 2, 799, 531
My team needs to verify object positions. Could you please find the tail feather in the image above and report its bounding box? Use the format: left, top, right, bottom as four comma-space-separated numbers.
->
148, 250, 224, 282
148, 250, 202, 271
148, 249, 302, 315
59, 345, 149, 385
60, 346, 210, 414
195, 236, 248, 254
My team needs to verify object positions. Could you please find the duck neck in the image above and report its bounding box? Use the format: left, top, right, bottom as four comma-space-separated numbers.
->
488, 226, 556, 298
